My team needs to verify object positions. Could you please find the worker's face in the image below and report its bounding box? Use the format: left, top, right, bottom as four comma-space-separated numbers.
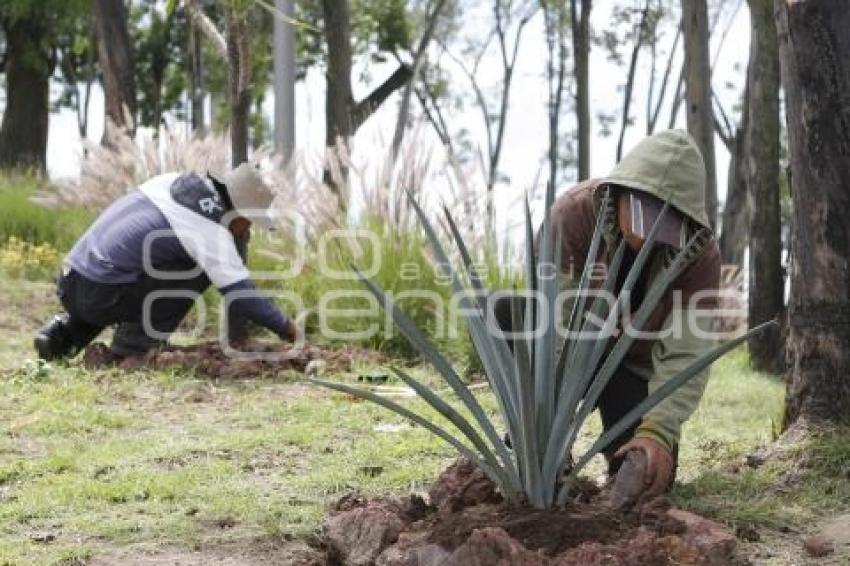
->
229, 217, 253, 238
617, 192, 645, 252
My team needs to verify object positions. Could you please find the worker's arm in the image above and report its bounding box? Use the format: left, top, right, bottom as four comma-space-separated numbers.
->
173, 221, 293, 340
634, 307, 716, 451
219, 279, 294, 340
635, 243, 721, 451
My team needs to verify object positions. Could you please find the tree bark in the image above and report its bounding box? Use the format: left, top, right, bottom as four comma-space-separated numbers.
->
90, 0, 136, 143
746, 0, 783, 373
273, 0, 296, 163
188, 22, 206, 134
718, 121, 749, 266
0, 18, 50, 172
323, 0, 355, 154
321, 0, 412, 206
777, 0, 850, 426
226, 10, 251, 165
681, 0, 718, 229
571, 0, 591, 180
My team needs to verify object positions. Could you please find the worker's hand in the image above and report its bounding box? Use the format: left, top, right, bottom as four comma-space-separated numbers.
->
614, 437, 674, 502
280, 319, 299, 343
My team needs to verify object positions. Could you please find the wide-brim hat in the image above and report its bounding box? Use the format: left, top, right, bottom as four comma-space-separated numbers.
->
223, 162, 277, 230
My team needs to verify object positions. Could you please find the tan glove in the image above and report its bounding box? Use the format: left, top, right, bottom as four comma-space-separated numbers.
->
614, 437, 674, 503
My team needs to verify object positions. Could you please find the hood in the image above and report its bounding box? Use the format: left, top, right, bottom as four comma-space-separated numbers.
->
601, 129, 711, 229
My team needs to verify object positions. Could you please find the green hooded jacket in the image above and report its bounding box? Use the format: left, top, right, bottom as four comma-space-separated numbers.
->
604, 129, 720, 451
549, 129, 721, 452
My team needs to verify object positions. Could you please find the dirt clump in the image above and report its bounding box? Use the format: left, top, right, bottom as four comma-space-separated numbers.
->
320, 457, 741, 566
82, 340, 386, 379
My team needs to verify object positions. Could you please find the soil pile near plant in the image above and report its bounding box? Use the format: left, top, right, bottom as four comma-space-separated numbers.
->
319, 459, 740, 565
82, 340, 386, 379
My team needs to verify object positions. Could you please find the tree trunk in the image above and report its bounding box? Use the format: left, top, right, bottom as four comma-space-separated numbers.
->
718, 121, 749, 266
320, 0, 411, 207
227, 10, 251, 166
681, 0, 718, 229
571, 0, 591, 180
777, 0, 850, 426
273, 0, 297, 164
746, 0, 783, 373
0, 18, 50, 172
90, 0, 136, 143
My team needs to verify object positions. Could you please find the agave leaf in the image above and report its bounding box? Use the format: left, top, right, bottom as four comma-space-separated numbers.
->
406, 192, 521, 436
510, 292, 544, 505
539, 239, 627, 501
534, 182, 559, 451
354, 268, 520, 486
442, 204, 485, 308
557, 320, 777, 504
554, 192, 610, 395
389, 367, 514, 490
523, 197, 537, 367
309, 378, 511, 495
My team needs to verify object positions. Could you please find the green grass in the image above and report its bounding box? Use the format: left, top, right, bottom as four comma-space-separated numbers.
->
0, 280, 847, 564
0, 175, 93, 252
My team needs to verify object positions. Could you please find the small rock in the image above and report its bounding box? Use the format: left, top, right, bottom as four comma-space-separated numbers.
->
666, 509, 737, 565
305, 359, 327, 377
744, 450, 768, 468
428, 458, 501, 512
30, 532, 56, 544
444, 527, 548, 566
803, 535, 834, 557
323, 502, 405, 566
735, 524, 760, 542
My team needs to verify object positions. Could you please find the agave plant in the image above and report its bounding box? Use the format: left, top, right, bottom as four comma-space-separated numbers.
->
311, 183, 772, 509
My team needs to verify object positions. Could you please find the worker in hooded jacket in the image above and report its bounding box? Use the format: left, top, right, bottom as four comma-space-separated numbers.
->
496, 129, 721, 502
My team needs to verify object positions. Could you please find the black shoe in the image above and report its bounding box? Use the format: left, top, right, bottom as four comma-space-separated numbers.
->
34, 314, 75, 361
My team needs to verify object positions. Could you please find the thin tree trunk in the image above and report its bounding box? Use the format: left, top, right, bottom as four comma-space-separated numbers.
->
648, 27, 680, 135
273, 0, 296, 163
0, 18, 50, 172
718, 121, 749, 266
226, 10, 252, 165
746, 0, 783, 373
616, 3, 649, 161
776, 0, 850, 427
544, 1, 568, 187
90, 0, 136, 143
681, 0, 718, 228
322, 0, 355, 201
571, 0, 591, 180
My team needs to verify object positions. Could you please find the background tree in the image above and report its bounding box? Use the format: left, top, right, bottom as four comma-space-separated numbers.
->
745, 0, 783, 373
55, 13, 98, 141
0, 0, 85, 171
184, 0, 257, 165
91, 0, 137, 143
570, 0, 591, 180
132, 1, 189, 133
681, 0, 717, 228
777, 0, 850, 428
542, 0, 569, 187
320, 0, 413, 202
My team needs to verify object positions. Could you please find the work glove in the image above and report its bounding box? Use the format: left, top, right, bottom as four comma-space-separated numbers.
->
614, 436, 674, 503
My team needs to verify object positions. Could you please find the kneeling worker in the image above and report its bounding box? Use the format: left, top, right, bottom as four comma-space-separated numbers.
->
35, 163, 296, 360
